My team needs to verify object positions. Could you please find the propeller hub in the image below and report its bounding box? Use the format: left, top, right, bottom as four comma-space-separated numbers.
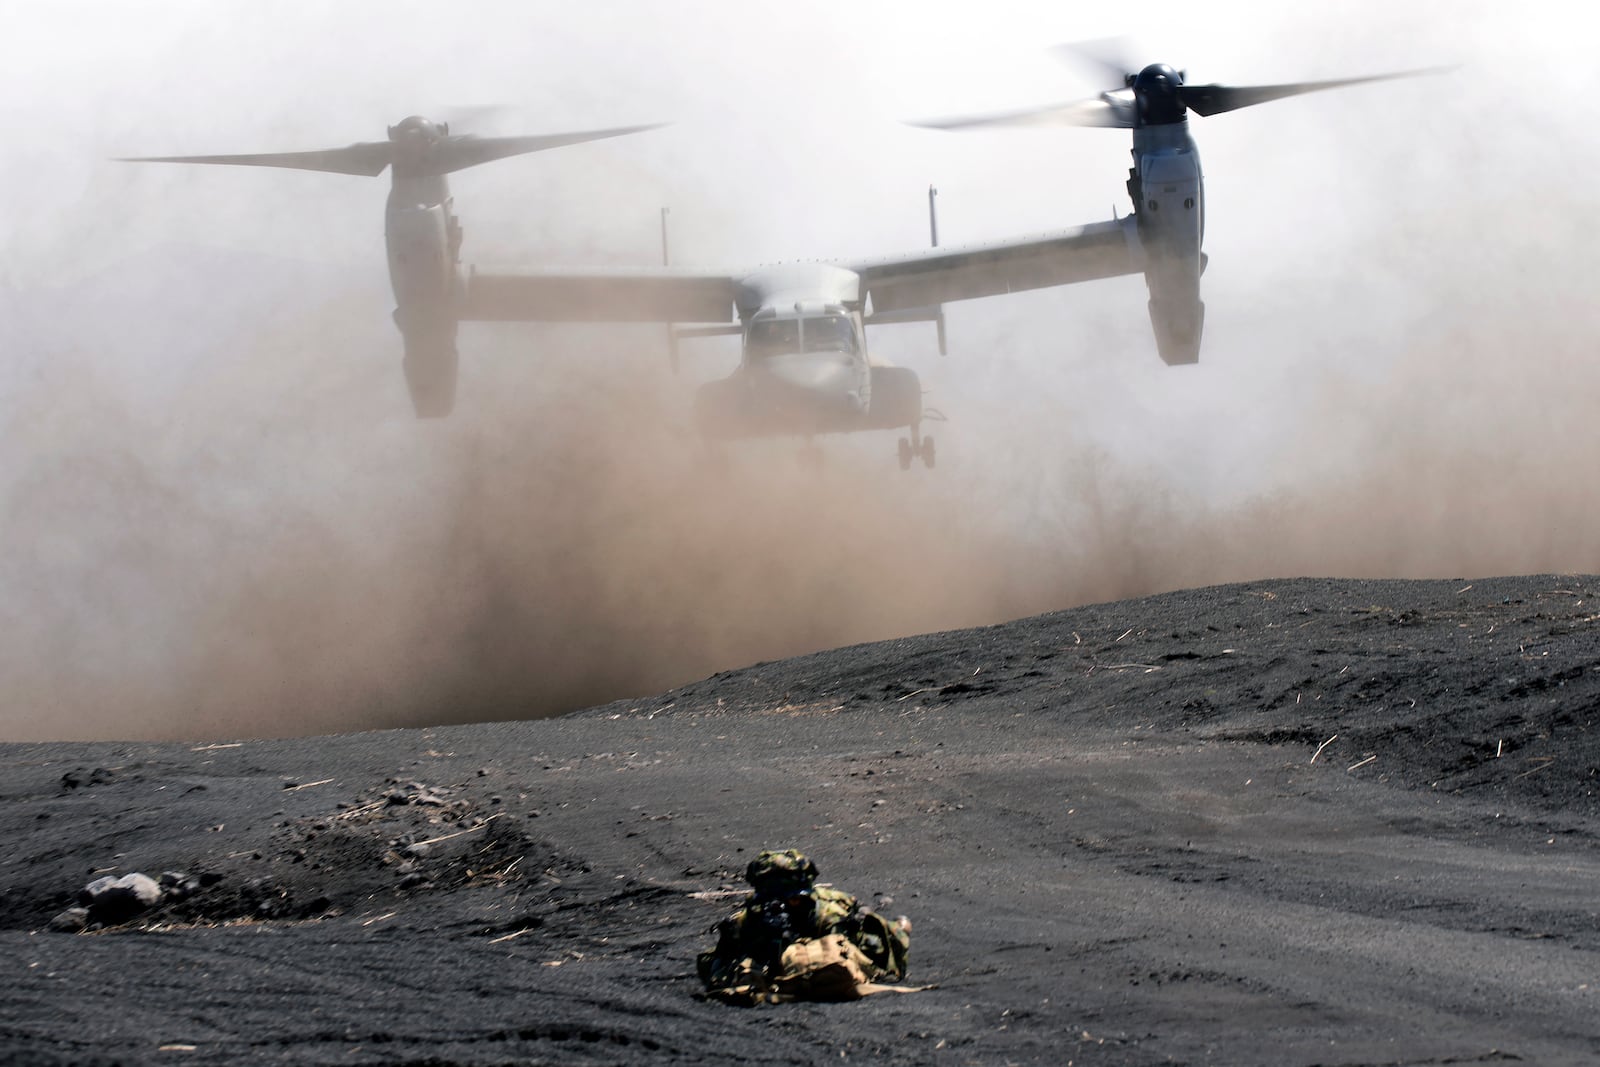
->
384, 115, 449, 175
387, 115, 446, 146
1133, 63, 1187, 126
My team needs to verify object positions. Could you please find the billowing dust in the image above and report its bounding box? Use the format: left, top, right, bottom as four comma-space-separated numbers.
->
5, 262, 1599, 746
7, 106, 1600, 742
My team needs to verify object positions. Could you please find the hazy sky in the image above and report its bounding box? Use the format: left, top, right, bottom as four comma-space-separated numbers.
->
3, 2, 1598, 740
6, 0, 1565, 480
0, 1, 1533, 274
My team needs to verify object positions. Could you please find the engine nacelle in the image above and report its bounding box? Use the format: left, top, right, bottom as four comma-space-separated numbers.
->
1131, 124, 1206, 365
386, 200, 460, 313
399, 324, 459, 418
1147, 293, 1204, 366
386, 197, 464, 417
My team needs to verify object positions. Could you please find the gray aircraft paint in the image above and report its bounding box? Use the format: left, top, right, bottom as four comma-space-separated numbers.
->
911, 54, 1448, 366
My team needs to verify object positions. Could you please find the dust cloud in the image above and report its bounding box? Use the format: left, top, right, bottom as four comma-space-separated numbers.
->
0, 296, 1114, 743
4, 4, 1598, 741
7, 244, 1599, 745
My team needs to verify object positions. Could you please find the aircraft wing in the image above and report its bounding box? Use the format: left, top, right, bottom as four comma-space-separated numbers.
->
852, 217, 1142, 315
461, 266, 739, 323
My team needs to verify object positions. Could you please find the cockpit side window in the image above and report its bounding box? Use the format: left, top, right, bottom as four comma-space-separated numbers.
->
803, 314, 857, 355
746, 318, 800, 360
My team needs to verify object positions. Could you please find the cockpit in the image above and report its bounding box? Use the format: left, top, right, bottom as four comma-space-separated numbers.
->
745, 311, 859, 361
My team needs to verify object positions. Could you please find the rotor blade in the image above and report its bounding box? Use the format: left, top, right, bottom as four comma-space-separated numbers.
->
1048, 36, 1137, 89
908, 95, 1134, 132
1179, 67, 1452, 117
432, 122, 666, 174
119, 141, 394, 177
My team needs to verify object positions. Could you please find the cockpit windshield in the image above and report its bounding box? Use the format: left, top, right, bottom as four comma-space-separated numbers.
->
746, 318, 800, 361
803, 313, 857, 354
745, 313, 857, 360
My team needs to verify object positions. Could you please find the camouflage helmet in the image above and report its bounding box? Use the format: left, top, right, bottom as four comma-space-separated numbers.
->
745, 849, 818, 897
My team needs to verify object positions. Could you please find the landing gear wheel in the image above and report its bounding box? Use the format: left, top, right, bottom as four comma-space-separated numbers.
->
898, 437, 913, 471
920, 435, 936, 470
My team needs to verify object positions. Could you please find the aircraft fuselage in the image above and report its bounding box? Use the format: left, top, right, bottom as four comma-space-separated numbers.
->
694, 264, 922, 442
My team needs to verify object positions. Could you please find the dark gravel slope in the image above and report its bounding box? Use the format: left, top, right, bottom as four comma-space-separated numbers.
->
4, 575, 1599, 1066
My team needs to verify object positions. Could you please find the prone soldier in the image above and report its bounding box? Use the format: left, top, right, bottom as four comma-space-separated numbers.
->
697, 849, 911, 1002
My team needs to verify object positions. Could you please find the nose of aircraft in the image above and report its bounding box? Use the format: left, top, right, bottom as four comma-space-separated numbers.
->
761, 352, 859, 398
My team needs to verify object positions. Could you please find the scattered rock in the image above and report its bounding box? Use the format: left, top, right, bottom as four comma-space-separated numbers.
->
240, 876, 293, 919
59, 767, 117, 791
79, 872, 162, 925
159, 870, 218, 902
49, 906, 89, 933
383, 780, 452, 807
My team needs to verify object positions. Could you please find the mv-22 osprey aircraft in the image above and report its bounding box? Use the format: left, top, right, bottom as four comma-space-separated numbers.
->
127, 115, 1143, 470
127, 55, 1436, 468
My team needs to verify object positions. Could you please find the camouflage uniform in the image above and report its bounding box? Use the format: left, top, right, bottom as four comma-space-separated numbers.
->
697, 849, 911, 992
